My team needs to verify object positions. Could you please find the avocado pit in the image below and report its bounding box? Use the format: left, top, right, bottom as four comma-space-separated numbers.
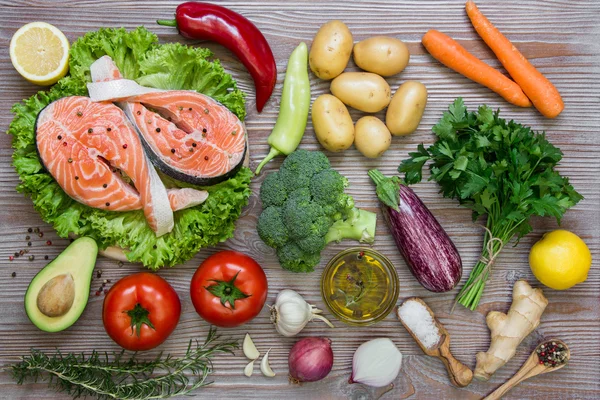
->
36, 273, 75, 317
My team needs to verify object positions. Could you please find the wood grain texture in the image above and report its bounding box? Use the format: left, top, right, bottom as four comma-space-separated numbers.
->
0, 0, 599, 399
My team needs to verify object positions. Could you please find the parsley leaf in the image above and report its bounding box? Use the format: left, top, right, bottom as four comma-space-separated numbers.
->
398, 98, 583, 310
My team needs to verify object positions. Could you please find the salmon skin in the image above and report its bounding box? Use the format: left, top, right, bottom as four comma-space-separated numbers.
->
35, 96, 175, 236
88, 56, 247, 186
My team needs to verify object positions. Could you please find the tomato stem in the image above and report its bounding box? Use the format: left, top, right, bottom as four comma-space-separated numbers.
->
125, 303, 155, 337
205, 271, 250, 310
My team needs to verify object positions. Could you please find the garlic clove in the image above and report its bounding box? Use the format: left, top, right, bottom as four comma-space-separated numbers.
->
351, 338, 402, 387
244, 360, 254, 377
260, 348, 276, 377
243, 333, 260, 360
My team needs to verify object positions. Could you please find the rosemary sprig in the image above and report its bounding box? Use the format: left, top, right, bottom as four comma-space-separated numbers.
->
10, 327, 238, 400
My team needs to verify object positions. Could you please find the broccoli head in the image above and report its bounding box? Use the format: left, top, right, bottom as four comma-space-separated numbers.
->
256, 149, 377, 273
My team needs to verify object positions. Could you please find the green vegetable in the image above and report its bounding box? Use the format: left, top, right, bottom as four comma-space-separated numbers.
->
399, 98, 582, 310
11, 327, 237, 399
257, 149, 377, 272
8, 27, 251, 269
255, 42, 311, 174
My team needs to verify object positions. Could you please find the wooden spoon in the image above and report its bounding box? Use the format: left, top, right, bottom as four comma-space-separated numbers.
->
397, 298, 473, 387
484, 339, 570, 400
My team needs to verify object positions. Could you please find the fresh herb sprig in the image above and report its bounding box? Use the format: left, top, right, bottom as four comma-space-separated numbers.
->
10, 328, 238, 399
399, 98, 582, 310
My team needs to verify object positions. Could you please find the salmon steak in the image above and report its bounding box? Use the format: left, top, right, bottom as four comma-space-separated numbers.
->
35, 96, 208, 236
88, 56, 247, 186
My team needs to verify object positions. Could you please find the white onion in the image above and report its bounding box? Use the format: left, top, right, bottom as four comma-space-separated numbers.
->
350, 338, 402, 387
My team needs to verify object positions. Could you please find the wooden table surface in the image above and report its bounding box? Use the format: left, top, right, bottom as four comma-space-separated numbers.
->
0, 1, 598, 399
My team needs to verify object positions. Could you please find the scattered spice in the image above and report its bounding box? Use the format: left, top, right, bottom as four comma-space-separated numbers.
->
204, 156, 209, 161
46, 240, 52, 246
20, 250, 25, 256
88, 128, 93, 134
204, 109, 209, 114
105, 202, 110, 207
38, 232, 43, 238
9, 256, 14, 261
231, 130, 237, 135
27, 242, 32, 247
107, 127, 111, 132
68, 158, 73, 163
14, 252, 19, 257
202, 128, 207, 133
57, 135, 62, 140
44, 255, 49, 260
122, 144, 128, 149
171, 149, 176, 154
62, 142, 67, 147
188, 107, 192, 111
189, 148, 194, 152
192, 143, 197, 147
34, 228, 39, 233
118, 261, 124, 267
103, 184, 108, 188
28, 255, 35, 261
97, 270, 103, 278
136, 110, 141, 115
26, 235, 30, 240
75, 176, 79, 180
95, 291, 101, 296
178, 106, 183, 111
28, 228, 32, 233
12, 272, 16, 277
156, 128, 161, 133
76, 111, 83, 117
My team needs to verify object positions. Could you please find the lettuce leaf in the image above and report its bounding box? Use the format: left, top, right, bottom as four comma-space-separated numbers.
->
8, 27, 251, 269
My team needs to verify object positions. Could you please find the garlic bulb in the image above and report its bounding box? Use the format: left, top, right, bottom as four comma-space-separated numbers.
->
350, 338, 402, 387
270, 289, 334, 337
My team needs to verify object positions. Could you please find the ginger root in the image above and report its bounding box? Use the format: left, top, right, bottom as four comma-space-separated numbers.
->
474, 280, 548, 381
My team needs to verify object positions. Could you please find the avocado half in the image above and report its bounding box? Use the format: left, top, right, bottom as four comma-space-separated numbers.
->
25, 237, 98, 332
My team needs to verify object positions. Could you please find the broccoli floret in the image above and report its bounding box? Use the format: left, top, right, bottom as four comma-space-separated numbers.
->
256, 149, 377, 273
260, 171, 287, 207
310, 169, 354, 216
282, 193, 328, 240
279, 149, 330, 192
257, 207, 288, 248
276, 243, 321, 273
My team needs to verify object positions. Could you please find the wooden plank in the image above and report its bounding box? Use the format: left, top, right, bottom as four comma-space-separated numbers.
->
0, 0, 598, 398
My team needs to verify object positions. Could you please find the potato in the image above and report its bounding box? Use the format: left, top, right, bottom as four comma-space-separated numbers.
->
353, 36, 410, 77
354, 116, 392, 158
309, 20, 353, 80
330, 72, 391, 113
386, 81, 428, 136
311, 94, 354, 152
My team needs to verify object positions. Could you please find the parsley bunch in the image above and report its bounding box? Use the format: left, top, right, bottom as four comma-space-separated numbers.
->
399, 98, 582, 310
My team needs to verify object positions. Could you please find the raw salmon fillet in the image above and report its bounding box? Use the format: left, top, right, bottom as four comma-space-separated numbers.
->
88, 56, 247, 186
35, 96, 174, 236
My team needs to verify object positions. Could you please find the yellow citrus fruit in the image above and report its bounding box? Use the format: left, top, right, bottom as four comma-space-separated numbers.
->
9, 22, 70, 86
529, 229, 592, 290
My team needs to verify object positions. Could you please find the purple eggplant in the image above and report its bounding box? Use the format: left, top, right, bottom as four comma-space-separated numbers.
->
368, 170, 461, 292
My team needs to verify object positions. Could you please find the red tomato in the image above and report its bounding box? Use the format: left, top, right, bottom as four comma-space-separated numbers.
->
102, 272, 181, 351
190, 251, 268, 327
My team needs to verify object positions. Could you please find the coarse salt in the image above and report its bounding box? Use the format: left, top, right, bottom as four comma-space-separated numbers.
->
398, 299, 441, 349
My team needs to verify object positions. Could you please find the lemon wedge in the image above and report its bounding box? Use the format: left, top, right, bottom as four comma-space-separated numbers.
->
10, 22, 70, 86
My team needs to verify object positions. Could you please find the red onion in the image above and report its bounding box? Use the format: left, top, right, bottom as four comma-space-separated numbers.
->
288, 337, 333, 383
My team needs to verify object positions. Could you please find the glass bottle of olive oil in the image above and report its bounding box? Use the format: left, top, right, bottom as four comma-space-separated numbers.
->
321, 248, 399, 326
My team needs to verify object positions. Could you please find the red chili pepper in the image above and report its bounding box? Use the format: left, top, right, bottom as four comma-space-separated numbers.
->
158, 2, 277, 113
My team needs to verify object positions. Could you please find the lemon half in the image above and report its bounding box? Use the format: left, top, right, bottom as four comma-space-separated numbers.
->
9, 22, 70, 86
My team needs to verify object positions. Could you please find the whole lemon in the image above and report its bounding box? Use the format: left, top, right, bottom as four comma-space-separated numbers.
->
529, 230, 592, 290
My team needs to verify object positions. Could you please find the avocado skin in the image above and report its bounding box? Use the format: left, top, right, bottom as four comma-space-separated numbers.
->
24, 237, 98, 332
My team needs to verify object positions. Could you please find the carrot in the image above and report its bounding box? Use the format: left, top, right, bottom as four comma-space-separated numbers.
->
465, 0, 564, 118
421, 29, 531, 108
